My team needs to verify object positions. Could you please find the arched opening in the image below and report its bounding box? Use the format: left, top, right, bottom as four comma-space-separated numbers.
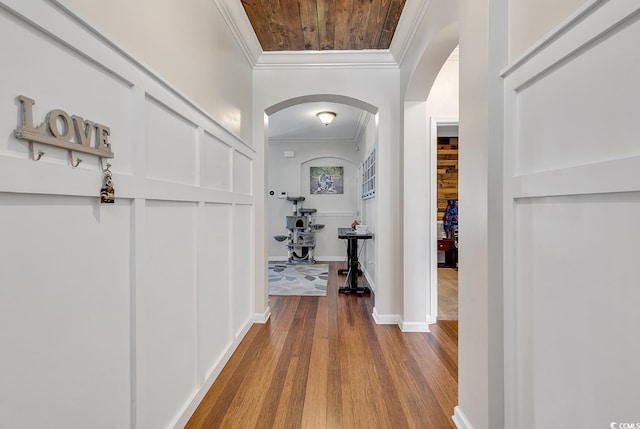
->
260, 94, 380, 308
402, 18, 458, 329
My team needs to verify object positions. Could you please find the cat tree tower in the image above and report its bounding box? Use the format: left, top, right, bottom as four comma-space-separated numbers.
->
273, 196, 324, 264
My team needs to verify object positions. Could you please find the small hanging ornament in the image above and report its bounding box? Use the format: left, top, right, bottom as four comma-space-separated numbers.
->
100, 164, 115, 204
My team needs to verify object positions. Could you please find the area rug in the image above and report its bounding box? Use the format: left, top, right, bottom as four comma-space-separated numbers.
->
268, 263, 329, 296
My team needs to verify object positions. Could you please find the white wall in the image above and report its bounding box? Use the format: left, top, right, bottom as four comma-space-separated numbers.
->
426, 54, 459, 116
268, 141, 361, 260
254, 69, 402, 323
403, 50, 460, 330
399, 0, 459, 332
502, 1, 640, 427
0, 1, 255, 428
457, 0, 492, 426
63, 0, 253, 141
358, 117, 378, 285
508, 0, 587, 60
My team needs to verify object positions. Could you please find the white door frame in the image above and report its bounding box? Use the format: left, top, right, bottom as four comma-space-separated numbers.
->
430, 116, 458, 321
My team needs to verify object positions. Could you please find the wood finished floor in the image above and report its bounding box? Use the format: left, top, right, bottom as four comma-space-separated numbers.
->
186, 261, 458, 429
437, 268, 458, 321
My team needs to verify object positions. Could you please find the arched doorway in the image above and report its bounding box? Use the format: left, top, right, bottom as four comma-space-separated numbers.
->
258, 94, 383, 318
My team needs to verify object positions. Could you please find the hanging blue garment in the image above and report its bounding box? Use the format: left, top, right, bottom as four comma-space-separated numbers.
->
443, 199, 458, 236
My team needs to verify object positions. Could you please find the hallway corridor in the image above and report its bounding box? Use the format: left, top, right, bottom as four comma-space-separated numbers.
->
187, 262, 458, 428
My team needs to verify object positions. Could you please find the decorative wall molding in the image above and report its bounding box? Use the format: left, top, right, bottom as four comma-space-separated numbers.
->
372, 308, 401, 326
501, 0, 607, 78
255, 50, 399, 70
501, 1, 640, 426
213, 0, 263, 67
400, 320, 430, 333
213, 0, 433, 70
0, 2, 256, 428
253, 306, 271, 324
452, 406, 474, 429
172, 318, 255, 429
49, 0, 253, 151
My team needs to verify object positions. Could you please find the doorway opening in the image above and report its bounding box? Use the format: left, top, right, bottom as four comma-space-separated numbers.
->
430, 118, 458, 321
263, 95, 380, 303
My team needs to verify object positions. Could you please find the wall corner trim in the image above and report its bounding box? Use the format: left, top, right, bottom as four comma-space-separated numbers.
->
172, 318, 254, 428
254, 307, 271, 324
372, 308, 401, 326
400, 320, 431, 333
452, 406, 474, 429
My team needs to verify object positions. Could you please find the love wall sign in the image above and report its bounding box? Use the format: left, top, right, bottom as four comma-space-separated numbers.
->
14, 95, 114, 158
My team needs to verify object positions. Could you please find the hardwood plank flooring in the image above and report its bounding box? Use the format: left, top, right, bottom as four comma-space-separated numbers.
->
438, 268, 458, 320
186, 261, 458, 429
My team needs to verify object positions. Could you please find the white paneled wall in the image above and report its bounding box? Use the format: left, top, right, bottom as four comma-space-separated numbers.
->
0, 2, 255, 428
503, 1, 640, 427
202, 133, 233, 191
0, 195, 132, 429
145, 99, 198, 185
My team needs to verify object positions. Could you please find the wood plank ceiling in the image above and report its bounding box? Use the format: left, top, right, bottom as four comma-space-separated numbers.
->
241, 0, 406, 51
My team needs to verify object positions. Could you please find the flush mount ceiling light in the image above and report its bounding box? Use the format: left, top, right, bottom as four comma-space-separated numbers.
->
316, 111, 336, 126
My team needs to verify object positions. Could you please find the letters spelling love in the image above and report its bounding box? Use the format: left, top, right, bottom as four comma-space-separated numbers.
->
15, 95, 114, 158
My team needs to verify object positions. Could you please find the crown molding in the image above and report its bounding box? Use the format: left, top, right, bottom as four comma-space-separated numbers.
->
215, 0, 432, 69
354, 110, 372, 143
389, 0, 434, 66
213, 0, 262, 66
269, 138, 357, 145
254, 49, 399, 70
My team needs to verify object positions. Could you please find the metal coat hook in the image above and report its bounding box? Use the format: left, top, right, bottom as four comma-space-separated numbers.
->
99, 157, 112, 173
29, 142, 45, 161
69, 150, 82, 167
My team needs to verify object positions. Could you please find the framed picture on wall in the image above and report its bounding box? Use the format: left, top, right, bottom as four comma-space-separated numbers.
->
310, 166, 344, 194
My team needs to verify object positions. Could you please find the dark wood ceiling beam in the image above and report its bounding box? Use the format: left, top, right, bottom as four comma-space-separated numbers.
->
261, 0, 290, 50
242, 0, 405, 51
299, 0, 320, 50
241, 0, 277, 49
377, 0, 405, 49
280, 0, 306, 50
316, 0, 335, 50
349, 0, 373, 50
333, 0, 353, 50
370, 0, 391, 49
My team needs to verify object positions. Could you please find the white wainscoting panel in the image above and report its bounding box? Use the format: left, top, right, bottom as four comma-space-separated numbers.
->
0, 6, 135, 174
515, 194, 640, 428
232, 204, 253, 337
515, 12, 640, 176
0, 194, 132, 428
233, 150, 253, 195
198, 203, 233, 379
202, 131, 232, 191
502, 2, 640, 428
0, 2, 255, 429
139, 201, 198, 429
145, 97, 198, 186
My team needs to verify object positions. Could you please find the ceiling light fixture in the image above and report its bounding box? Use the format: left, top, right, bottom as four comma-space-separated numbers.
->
316, 111, 336, 126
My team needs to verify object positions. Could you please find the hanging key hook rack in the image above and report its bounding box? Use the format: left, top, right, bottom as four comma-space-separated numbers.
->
14, 95, 114, 168
69, 150, 83, 168
29, 142, 45, 161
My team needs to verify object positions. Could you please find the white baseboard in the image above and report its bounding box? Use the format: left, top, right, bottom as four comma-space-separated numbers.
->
172, 319, 254, 428
400, 320, 431, 332
268, 256, 346, 262
452, 406, 473, 429
254, 306, 271, 323
372, 307, 401, 325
